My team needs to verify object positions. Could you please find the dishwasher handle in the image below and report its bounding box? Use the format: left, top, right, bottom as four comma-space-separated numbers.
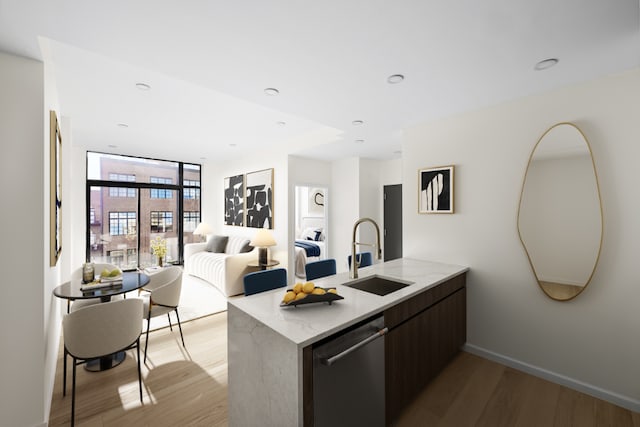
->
321, 327, 388, 366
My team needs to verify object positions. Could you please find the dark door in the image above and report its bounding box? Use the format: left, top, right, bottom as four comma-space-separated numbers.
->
383, 184, 402, 261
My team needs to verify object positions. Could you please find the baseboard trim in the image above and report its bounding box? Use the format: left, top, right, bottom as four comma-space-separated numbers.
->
463, 343, 640, 413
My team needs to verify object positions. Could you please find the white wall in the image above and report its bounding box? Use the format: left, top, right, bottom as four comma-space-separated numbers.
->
358, 159, 382, 261
0, 51, 50, 427
402, 69, 640, 410
379, 158, 402, 186
42, 44, 67, 425
207, 152, 290, 271
330, 157, 360, 272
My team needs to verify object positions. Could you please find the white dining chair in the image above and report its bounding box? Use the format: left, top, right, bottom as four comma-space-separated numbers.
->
139, 266, 185, 362
62, 298, 144, 427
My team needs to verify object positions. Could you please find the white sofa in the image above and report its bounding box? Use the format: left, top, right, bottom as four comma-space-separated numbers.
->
184, 235, 259, 297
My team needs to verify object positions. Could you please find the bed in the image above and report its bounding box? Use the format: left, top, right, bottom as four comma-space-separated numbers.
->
294, 217, 326, 278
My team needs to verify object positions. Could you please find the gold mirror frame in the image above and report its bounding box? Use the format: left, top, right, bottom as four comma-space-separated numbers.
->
517, 122, 603, 301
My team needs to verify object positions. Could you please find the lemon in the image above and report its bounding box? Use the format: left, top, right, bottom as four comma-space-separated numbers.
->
327, 288, 338, 294
302, 282, 315, 294
312, 288, 326, 295
101, 268, 110, 277
109, 268, 121, 277
283, 291, 296, 303
294, 292, 307, 301
293, 283, 303, 294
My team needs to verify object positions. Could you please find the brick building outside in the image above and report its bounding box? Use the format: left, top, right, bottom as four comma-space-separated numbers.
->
88, 155, 200, 269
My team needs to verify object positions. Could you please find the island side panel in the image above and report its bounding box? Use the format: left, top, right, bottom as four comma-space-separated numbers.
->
228, 304, 303, 427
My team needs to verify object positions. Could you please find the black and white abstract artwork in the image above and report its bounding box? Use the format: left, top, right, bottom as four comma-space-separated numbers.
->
246, 168, 273, 229
224, 174, 244, 226
419, 165, 454, 213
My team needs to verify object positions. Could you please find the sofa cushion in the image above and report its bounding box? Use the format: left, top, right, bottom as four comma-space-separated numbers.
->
206, 235, 229, 253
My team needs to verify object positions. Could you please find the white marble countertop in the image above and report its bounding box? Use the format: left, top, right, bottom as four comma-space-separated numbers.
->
227, 258, 469, 348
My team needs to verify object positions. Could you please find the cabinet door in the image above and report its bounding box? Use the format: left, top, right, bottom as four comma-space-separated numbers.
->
385, 287, 466, 424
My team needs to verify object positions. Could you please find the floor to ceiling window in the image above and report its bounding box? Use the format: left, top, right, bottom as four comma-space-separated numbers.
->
86, 152, 201, 270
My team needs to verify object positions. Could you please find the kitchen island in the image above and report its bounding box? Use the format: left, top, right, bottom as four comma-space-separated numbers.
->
227, 258, 469, 426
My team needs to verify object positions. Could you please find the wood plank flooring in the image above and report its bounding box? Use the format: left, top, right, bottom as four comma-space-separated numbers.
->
48, 312, 229, 426
48, 312, 639, 426
396, 351, 639, 427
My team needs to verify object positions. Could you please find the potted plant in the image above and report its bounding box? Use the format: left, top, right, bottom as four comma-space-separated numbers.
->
150, 236, 167, 267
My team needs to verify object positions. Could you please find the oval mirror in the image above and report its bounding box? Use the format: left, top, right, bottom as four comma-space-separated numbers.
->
517, 123, 602, 301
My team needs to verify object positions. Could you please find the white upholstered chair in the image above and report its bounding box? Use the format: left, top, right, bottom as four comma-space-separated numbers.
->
139, 266, 185, 362
69, 263, 122, 313
62, 298, 144, 427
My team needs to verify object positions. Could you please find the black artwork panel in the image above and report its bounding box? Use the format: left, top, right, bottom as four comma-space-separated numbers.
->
421, 169, 451, 211
224, 174, 244, 226
246, 184, 272, 228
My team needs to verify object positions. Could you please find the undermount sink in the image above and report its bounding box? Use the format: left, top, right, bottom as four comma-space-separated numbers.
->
344, 275, 414, 296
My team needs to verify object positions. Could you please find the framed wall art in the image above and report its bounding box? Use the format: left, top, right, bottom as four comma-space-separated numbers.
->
50, 110, 63, 265
245, 168, 274, 229
418, 165, 454, 214
224, 174, 244, 226
308, 188, 324, 216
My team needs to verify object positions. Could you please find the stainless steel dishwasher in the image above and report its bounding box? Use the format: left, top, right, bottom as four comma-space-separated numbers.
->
313, 313, 387, 427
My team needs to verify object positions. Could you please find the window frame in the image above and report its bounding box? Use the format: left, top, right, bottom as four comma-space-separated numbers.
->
109, 211, 137, 236
86, 152, 201, 267
150, 210, 174, 233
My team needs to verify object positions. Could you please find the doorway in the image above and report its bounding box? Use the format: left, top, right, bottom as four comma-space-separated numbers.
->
293, 186, 328, 278
383, 184, 402, 261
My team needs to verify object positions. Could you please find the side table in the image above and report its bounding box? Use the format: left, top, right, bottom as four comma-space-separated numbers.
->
247, 260, 280, 271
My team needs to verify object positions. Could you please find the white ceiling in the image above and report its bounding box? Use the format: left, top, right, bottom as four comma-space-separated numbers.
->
1, 0, 638, 164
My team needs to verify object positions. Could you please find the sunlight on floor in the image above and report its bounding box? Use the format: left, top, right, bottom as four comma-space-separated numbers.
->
118, 382, 148, 410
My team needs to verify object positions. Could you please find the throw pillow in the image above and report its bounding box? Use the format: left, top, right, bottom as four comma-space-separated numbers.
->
238, 241, 254, 253
206, 235, 229, 253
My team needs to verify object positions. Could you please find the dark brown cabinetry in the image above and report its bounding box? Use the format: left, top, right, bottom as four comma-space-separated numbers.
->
384, 273, 466, 424
302, 272, 467, 426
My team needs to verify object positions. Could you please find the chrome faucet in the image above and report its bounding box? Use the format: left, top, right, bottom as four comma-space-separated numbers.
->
350, 217, 382, 279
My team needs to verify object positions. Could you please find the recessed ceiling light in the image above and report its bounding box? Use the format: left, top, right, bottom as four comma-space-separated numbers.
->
229, 143, 237, 147
117, 123, 129, 128
393, 150, 402, 155
277, 121, 286, 126
355, 139, 365, 144
534, 58, 559, 71
387, 74, 405, 84
352, 120, 364, 126
135, 82, 151, 91
264, 88, 280, 96
108, 144, 118, 149
199, 157, 207, 160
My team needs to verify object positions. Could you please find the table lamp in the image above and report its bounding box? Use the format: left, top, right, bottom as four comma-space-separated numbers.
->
193, 222, 213, 242
250, 229, 276, 265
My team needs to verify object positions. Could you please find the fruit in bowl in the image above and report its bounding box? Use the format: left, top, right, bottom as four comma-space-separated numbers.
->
283, 291, 296, 303
281, 281, 339, 305
100, 268, 122, 278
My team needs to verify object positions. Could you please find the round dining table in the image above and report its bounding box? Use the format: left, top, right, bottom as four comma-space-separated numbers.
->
53, 271, 150, 303
53, 271, 150, 371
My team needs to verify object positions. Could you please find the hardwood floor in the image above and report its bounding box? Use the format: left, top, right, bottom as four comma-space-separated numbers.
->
395, 351, 640, 427
49, 312, 639, 426
48, 312, 229, 426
